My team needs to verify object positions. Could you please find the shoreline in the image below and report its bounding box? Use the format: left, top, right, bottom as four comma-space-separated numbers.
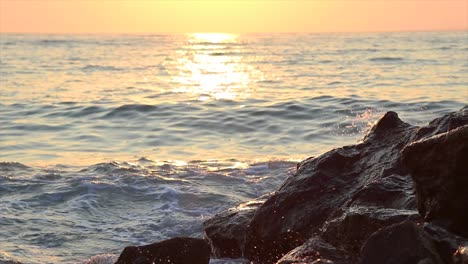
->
109, 106, 468, 264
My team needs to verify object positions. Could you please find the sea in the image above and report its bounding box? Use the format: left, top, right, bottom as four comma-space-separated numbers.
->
0, 31, 467, 263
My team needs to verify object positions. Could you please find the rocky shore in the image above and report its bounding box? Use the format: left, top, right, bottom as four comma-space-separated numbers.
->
110, 107, 468, 263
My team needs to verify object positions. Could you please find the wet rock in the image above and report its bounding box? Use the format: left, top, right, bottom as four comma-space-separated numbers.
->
276, 236, 352, 264
415, 106, 468, 139
276, 207, 420, 264
423, 223, 468, 264
350, 174, 416, 209
203, 196, 267, 258
115, 237, 210, 264
359, 221, 443, 264
403, 125, 468, 236
359, 221, 468, 264
320, 206, 420, 254
244, 111, 418, 263
453, 246, 468, 264
201, 107, 468, 263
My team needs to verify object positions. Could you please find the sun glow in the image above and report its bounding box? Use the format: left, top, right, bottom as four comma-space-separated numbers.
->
190, 33, 238, 44
2, 1, 465, 34
169, 33, 262, 101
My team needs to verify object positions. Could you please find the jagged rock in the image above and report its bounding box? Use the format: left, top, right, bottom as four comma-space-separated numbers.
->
244, 111, 419, 263
201, 107, 468, 263
276, 207, 419, 264
320, 206, 420, 254
203, 196, 267, 258
359, 221, 443, 264
403, 125, 468, 236
276, 236, 352, 264
423, 223, 468, 264
115, 237, 210, 264
415, 107, 468, 139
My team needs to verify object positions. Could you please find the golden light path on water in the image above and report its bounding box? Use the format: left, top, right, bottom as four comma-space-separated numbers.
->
170, 33, 263, 101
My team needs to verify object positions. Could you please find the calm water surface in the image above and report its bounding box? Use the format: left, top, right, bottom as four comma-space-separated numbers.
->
0, 32, 467, 263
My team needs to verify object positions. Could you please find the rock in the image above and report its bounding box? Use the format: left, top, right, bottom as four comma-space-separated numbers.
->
423, 223, 468, 264
276, 207, 420, 264
115, 237, 210, 264
403, 125, 468, 236
320, 206, 420, 254
203, 195, 267, 258
415, 107, 468, 139
201, 107, 468, 263
276, 236, 352, 264
244, 111, 418, 263
359, 221, 443, 264
453, 246, 468, 264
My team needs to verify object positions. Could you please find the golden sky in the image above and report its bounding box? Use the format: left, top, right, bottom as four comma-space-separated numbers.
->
1, 0, 467, 33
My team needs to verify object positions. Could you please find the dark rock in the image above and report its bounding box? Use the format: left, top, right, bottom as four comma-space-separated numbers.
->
363, 111, 407, 140
276, 236, 353, 264
320, 206, 420, 254
115, 237, 210, 264
415, 106, 468, 139
453, 246, 468, 264
276, 207, 420, 264
201, 107, 468, 263
244, 111, 418, 263
203, 195, 267, 258
403, 125, 468, 236
359, 221, 443, 264
423, 223, 468, 264
359, 220, 468, 264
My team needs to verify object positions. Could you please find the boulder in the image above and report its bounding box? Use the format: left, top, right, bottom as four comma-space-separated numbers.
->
320, 206, 420, 254
403, 125, 468, 236
276, 207, 419, 264
203, 196, 267, 258
201, 107, 468, 263
414, 107, 468, 139
115, 237, 210, 264
423, 223, 468, 264
276, 236, 352, 264
359, 221, 443, 264
244, 111, 419, 262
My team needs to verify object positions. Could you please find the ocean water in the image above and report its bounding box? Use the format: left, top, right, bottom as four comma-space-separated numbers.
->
0, 32, 467, 263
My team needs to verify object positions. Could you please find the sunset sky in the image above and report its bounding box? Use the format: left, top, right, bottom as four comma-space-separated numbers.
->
1, 0, 467, 34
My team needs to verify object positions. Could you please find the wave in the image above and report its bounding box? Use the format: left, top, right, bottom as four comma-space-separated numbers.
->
81, 65, 123, 72
369, 56, 404, 62
37, 39, 74, 45
5, 123, 67, 132
208, 51, 255, 56
0, 162, 31, 171
0, 158, 295, 263
103, 104, 159, 118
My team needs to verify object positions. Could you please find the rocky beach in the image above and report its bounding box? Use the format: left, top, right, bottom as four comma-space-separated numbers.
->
113, 106, 467, 264
1, 32, 467, 264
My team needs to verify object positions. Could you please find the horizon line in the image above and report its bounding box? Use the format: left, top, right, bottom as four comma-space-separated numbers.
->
1, 28, 467, 35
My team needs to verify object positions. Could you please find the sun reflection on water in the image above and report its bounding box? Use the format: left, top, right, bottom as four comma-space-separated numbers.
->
170, 33, 262, 101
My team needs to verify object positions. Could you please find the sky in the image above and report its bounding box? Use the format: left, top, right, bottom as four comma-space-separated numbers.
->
0, 0, 467, 34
